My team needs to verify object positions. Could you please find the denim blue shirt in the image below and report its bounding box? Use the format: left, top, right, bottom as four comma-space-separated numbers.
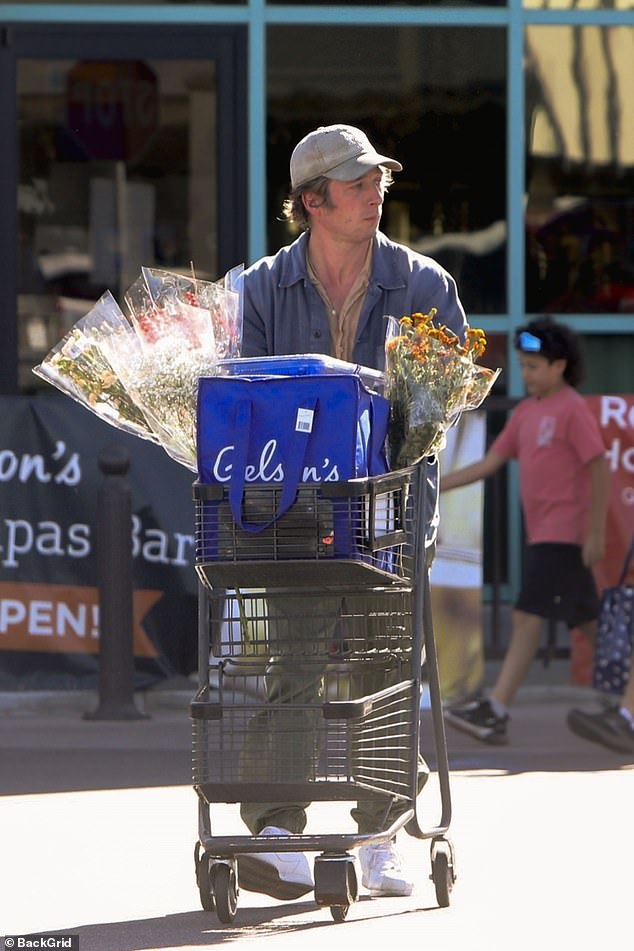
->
239, 230, 465, 548
240, 230, 468, 369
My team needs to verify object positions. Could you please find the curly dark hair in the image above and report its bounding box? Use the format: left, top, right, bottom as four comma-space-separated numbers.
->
514, 316, 584, 387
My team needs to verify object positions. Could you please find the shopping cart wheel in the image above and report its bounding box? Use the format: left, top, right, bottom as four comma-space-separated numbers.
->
430, 837, 455, 908
213, 862, 239, 924
314, 853, 358, 922
194, 844, 215, 913
330, 904, 349, 922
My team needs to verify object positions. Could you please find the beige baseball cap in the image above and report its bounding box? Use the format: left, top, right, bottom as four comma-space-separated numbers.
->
290, 124, 402, 190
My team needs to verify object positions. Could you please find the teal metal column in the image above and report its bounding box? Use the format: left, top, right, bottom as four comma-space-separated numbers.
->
505, 0, 526, 597
248, 0, 267, 265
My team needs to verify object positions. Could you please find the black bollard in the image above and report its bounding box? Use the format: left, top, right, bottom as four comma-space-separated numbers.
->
85, 446, 148, 720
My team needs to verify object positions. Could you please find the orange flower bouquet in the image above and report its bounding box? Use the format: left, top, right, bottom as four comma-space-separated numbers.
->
385, 309, 500, 466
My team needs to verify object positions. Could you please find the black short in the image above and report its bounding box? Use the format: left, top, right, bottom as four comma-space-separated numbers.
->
515, 542, 600, 628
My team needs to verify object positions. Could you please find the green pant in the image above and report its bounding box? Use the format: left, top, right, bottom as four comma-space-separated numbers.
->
239, 594, 429, 835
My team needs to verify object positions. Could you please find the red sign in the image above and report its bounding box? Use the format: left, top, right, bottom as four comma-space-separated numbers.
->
571, 394, 634, 684
66, 60, 158, 161
586, 395, 634, 589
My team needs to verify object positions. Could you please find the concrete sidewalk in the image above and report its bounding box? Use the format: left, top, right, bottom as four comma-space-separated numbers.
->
0, 656, 594, 720
0, 658, 629, 801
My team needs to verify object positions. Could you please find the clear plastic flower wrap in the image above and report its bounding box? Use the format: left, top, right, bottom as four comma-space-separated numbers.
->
33, 290, 157, 442
385, 309, 501, 466
33, 265, 244, 470
103, 266, 243, 469
123, 266, 242, 359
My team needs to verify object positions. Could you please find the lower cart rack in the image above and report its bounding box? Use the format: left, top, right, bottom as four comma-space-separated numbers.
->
192, 680, 419, 803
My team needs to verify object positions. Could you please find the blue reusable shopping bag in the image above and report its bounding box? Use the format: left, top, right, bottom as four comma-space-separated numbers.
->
196, 373, 389, 534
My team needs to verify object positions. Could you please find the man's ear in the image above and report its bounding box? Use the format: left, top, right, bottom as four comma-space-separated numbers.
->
303, 192, 319, 210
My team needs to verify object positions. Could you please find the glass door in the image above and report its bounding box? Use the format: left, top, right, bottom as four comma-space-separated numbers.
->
0, 25, 247, 392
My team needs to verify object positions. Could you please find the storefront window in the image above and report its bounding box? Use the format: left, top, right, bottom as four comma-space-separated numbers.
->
525, 25, 634, 314
18, 58, 219, 390
524, 0, 633, 9
266, 25, 507, 316
12, 0, 247, 4
579, 335, 634, 394
272, 0, 506, 5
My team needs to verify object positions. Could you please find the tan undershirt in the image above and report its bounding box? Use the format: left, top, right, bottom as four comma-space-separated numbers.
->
307, 244, 372, 363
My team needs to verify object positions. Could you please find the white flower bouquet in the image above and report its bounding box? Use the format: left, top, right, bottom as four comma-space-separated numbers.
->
33, 265, 243, 470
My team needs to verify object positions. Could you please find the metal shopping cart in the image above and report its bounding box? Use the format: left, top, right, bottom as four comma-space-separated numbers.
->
190, 460, 456, 923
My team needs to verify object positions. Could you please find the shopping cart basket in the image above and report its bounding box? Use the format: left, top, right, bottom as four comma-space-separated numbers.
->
190, 459, 456, 923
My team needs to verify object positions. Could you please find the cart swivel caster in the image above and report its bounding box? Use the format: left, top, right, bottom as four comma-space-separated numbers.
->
195, 844, 238, 923
314, 852, 358, 922
330, 903, 350, 922
194, 843, 215, 913
430, 836, 456, 908
212, 861, 239, 924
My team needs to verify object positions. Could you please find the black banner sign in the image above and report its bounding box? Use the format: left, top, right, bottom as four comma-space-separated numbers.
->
0, 393, 198, 688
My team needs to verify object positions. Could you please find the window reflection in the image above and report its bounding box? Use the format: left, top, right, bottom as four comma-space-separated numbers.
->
266, 26, 507, 315
525, 25, 634, 313
524, 0, 634, 12
272, 0, 506, 5
18, 59, 218, 390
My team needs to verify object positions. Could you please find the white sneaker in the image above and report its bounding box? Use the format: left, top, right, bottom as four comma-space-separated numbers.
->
359, 840, 413, 897
238, 826, 314, 900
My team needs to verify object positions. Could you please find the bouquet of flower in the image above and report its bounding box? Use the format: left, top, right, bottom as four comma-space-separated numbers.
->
33, 265, 243, 470
32, 290, 158, 442
385, 309, 500, 466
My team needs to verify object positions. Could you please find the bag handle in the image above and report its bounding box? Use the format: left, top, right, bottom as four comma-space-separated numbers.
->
229, 397, 318, 533
617, 535, 634, 587
367, 392, 389, 474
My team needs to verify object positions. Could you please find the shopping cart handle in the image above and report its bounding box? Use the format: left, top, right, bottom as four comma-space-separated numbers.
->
322, 697, 373, 720
321, 466, 414, 498
323, 680, 414, 721
190, 700, 223, 719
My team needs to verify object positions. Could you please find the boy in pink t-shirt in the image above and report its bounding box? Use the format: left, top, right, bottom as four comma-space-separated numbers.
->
441, 316, 615, 746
